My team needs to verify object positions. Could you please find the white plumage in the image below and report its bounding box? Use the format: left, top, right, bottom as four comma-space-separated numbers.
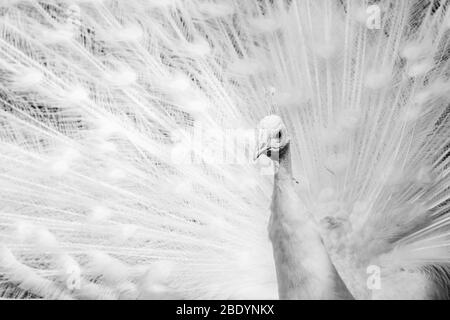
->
0, 0, 449, 299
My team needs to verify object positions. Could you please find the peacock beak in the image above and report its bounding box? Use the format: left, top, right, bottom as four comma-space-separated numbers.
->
254, 131, 271, 161
254, 147, 268, 161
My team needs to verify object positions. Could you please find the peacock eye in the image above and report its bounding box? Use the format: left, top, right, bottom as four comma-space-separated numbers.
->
278, 131, 282, 139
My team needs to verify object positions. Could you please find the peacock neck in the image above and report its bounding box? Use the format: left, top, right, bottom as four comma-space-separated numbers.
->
269, 142, 354, 300
274, 143, 292, 182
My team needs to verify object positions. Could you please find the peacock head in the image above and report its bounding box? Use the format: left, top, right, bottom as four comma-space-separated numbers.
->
254, 115, 290, 161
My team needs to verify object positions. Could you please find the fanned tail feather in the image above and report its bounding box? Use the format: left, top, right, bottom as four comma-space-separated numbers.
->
0, 0, 449, 299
